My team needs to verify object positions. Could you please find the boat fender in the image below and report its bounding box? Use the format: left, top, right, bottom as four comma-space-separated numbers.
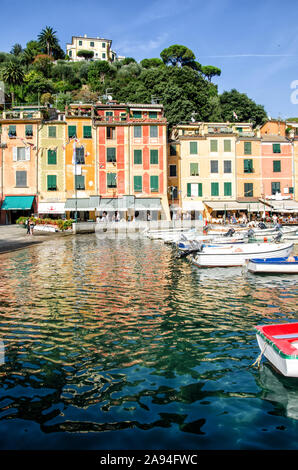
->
234, 247, 243, 252
287, 256, 296, 262
264, 237, 267, 243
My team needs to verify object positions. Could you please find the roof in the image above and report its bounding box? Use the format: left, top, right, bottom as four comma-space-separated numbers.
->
261, 135, 290, 143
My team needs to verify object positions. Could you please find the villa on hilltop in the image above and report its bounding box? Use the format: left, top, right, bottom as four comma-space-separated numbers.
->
66, 34, 124, 62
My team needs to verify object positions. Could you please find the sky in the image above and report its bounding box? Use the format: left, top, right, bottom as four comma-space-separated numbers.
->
1, 0, 298, 119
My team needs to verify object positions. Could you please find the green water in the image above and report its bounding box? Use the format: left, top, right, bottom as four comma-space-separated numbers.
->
0, 236, 297, 450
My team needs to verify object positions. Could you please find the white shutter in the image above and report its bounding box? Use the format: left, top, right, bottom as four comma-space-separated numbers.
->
73, 164, 81, 175
25, 147, 30, 161
13, 147, 17, 161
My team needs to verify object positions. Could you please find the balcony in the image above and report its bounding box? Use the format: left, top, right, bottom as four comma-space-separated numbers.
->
207, 127, 234, 134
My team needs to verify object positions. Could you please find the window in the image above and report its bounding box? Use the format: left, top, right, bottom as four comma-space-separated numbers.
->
83, 125, 92, 138
150, 149, 158, 164
169, 165, 177, 177
244, 159, 253, 173
107, 147, 116, 163
48, 149, 57, 165
106, 127, 116, 140
78, 40, 82, 46
224, 160, 232, 173
210, 139, 218, 152
25, 124, 33, 137
102, 43, 106, 48
190, 162, 199, 176
149, 111, 157, 119
120, 113, 127, 121
48, 126, 56, 138
16, 171, 27, 187
150, 126, 158, 138
289, 187, 294, 194
244, 183, 253, 197
273, 160, 281, 172
190, 141, 197, 154
107, 173, 117, 188
134, 176, 142, 192
105, 111, 113, 118
102, 53, 106, 59
134, 149, 142, 164
224, 182, 232, 196
273, 143, 281, 153
169, 144, 177, 156
8, 125, 16, 137
75, 175, 85, 190
187, 183, 202, 197
75, 146, 85, 164
210, 160, 218, 173
47, 175, 57, 191
211, 182, 219, 196
150, 175, 159, 192
272, 182, 280, 195
90, 41, 94, 47
244, 141, 252, 155
134, 126, 142, 138
224, 140, 231, 152
132, 111, 142, 118
69, 51, 72, 57
16, 147, 26, 161
68, 125, 77, 138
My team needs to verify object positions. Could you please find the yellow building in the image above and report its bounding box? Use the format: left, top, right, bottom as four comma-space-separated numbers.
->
66, 34, 118, 62
167, 139, 181, 215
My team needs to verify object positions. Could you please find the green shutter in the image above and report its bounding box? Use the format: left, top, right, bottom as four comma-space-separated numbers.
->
25, 124, 33, 136
224, 182, 232, 196
107, 173, 117, 188
244, 159, 253, 173
187, 183, 191, 197
134, 149, 142, 164
273, 143, 281, 153
224, 140, 231, 152
273, 160, 281, 172
150, 149, 158, 164
107, 147, 116, 162
83, 125, 92, 138
198, 183, 202, 197
150, 175, 159, 192
244, 141, 252, 155
244, 183, 253, 197
150, 126, 158, 138
134, 176, 142, 192
149, 111, 157, 119
211, 182, 219, 196
133, 111, 142, 118
75, 175, 85, 190
9, 125, 16, 136
190, 142, 197, 154
68, 125, 76, 138
48, 149, 57, 165
210, 139, 218, 152
48, 126, 56, 138
190, 163, 199, 176
47, 175, 57, 190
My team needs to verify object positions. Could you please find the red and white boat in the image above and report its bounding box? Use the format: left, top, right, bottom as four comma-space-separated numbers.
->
255, 323, 298, 377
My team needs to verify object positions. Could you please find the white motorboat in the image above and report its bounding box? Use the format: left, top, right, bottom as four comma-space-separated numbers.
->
247, 256, 298, 274
191, 242, 294, 267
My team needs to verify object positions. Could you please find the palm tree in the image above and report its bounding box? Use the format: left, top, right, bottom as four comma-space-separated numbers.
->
10, 43, 23, 56
1, 61, 25, 106
38, 26, 58, 57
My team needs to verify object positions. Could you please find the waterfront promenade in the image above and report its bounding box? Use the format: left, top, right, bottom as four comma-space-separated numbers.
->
0, 225, 70, 254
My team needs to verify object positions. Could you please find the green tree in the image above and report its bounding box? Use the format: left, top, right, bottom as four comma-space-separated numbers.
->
10, 44, 23, 56
77, 50, 94, 60
201, 65, 221, 82
1, 60, 25, 105
38, 26, 59, 57
219, 88, 267, 126
160, 45, 196, 67
140, 58, 164, 68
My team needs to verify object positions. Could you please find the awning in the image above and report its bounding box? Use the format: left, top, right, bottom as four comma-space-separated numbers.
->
134, 198, 161, 210
65, 198, 97, 211
38, 202, 65, 214
1, 196, 34, 210
266, 200, 298, 213
182, 201, 205, 211
204, 201, 264, 212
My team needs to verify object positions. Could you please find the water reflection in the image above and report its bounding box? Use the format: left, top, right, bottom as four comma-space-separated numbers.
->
0, 236, 297, 449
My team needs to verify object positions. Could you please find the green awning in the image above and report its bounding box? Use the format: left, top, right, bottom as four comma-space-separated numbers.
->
1, 196, 34, 210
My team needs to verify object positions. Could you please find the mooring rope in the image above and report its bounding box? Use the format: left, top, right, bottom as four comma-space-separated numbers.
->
250, 343, 268, 369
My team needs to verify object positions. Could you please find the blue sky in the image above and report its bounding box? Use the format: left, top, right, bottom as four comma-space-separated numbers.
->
1, 0, 298, 118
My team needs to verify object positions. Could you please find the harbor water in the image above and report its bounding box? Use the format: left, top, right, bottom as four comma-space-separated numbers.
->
0, 234, 297, 450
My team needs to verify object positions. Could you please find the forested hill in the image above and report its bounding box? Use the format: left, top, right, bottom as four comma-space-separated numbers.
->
0, 28, 267, 128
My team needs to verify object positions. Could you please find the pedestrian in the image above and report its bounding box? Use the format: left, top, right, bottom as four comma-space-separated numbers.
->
29, 218, 35, 235
25, 217, 30, 235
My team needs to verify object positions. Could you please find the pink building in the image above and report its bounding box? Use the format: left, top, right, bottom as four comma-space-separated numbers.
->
261, 136, 294, 199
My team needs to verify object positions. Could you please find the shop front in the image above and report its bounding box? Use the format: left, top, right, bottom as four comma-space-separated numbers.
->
0, 196, 36, 224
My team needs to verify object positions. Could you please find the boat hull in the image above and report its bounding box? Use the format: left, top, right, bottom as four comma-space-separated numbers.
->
247, 256, 298, 274
255, 323, 298, 377
192, 242, 294, 267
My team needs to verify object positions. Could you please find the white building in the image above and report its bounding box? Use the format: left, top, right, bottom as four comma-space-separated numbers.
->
66, 34, 120, 62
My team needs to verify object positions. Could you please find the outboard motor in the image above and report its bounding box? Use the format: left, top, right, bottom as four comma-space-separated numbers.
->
247, 229, 255, 238
224, 228, 235, 237
274, 232, 282, 242
274, 223, 282, 231
258, 222, 267, 230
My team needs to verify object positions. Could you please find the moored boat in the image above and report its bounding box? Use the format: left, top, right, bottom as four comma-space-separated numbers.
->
255, 323, 298, 377
191, 242, 294, 268
247, 256, 298, 274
